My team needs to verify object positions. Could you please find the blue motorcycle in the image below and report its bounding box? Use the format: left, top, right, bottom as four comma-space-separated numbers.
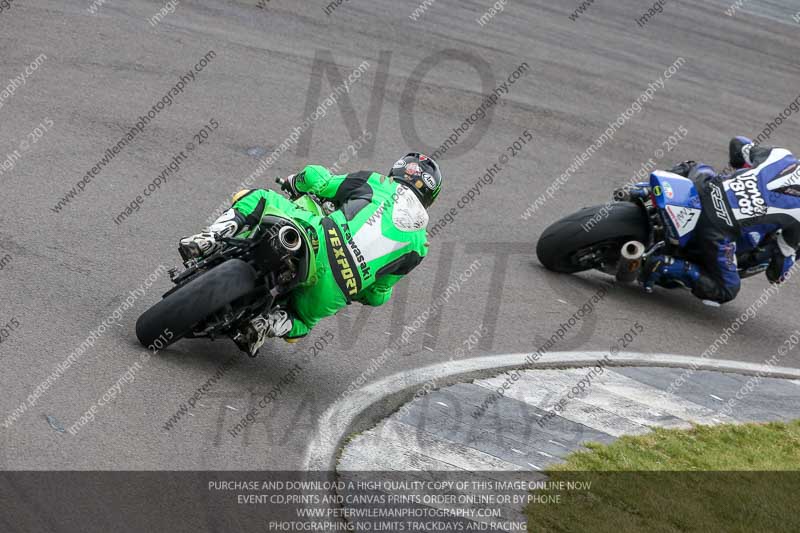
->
537, 170, 776, 284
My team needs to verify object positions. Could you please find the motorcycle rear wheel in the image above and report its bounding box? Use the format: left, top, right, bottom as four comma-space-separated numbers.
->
536, 203, 649, 274
135, 258, 258, 349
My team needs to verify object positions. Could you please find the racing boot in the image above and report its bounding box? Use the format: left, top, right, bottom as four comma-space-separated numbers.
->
233, 310, 293, 357
179, 208, 243, 262
640, 255, 701, 293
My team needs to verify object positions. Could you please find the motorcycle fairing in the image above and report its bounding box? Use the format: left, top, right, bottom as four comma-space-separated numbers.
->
293, 194, 326, 217
650, 170, 702, 247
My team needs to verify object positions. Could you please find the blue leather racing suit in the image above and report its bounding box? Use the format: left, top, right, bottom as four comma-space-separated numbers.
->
674, 142, 800, 303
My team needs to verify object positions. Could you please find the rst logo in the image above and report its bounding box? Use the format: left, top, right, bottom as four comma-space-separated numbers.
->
729, 171, 766, 217
709, 182, 733, 227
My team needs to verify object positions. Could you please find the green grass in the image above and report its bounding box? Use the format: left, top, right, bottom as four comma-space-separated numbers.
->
525, 421, 800, 533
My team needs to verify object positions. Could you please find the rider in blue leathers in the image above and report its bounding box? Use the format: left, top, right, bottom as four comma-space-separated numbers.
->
642, 136, 800, 303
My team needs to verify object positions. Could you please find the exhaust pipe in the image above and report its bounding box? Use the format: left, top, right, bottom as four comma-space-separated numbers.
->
277, 225, 302, 252
613, 188, 630, 202
616, 240, 645, 283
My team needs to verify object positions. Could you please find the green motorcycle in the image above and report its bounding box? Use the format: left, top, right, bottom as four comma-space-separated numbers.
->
135, 178, 331, 353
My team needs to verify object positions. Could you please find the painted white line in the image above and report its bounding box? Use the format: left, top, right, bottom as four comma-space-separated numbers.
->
304, 351, 800, 470
709, 394, 724, 402
548, 440, 567, 449
579, 370, 734, 426
475, 373, 649, 437
509, 370, 692, 430
528, 463, 542, 470
339, 419, 522, 472
424, 346, 434, 352
436, 402, 448, 408
536, 451, 554, 458
511, 448, 524, 455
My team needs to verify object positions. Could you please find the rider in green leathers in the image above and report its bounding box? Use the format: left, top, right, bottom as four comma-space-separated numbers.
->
178, 153, 443, 355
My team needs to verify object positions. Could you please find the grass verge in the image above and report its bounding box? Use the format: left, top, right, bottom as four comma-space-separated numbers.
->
525, 420, 800, 532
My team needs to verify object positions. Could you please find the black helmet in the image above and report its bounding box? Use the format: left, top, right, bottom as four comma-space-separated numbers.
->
388, 152, 442, 208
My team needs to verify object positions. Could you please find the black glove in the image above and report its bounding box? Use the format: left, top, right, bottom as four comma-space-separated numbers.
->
276, 172, 303, 198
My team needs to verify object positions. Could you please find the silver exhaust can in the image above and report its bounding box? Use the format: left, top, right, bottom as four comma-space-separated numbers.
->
616, 240, 646, 282
277, 225, 302, 252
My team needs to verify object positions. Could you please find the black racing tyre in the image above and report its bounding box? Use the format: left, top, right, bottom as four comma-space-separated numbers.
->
536, 203, 649, 274
135, 259, 258, 348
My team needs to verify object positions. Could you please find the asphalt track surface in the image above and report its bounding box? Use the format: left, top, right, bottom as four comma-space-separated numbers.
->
1, 0, 799, 473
